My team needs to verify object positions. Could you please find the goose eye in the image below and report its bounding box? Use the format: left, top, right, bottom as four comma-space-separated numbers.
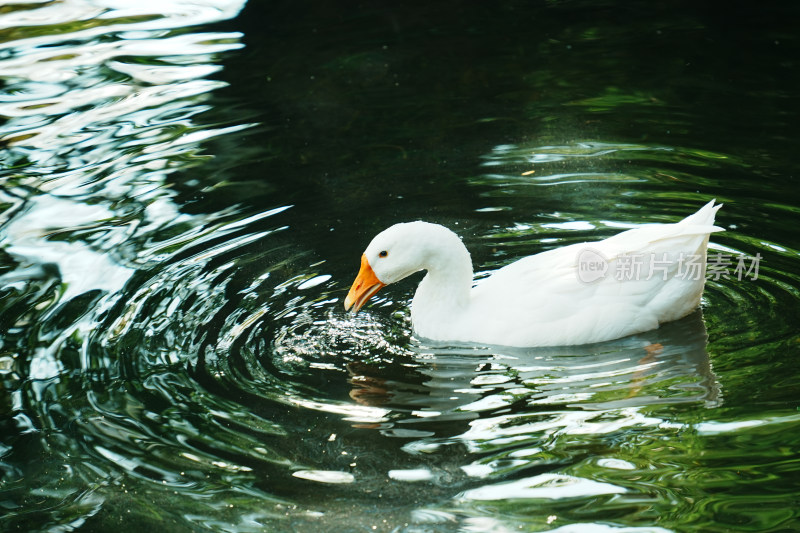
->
379, 250, 388, 258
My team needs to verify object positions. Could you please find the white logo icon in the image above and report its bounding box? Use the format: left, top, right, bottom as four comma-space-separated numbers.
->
576, 248, 608, 283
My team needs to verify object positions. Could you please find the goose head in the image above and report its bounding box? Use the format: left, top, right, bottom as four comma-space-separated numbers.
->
344, 221, 467, 314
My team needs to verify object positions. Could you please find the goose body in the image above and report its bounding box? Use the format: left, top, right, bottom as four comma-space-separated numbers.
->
344, 200, 723, 347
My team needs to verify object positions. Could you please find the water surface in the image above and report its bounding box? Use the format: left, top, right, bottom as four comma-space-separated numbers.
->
1, 1, 799, 532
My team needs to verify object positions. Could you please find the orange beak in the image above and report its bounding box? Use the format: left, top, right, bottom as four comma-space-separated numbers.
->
344, 254, 386, 314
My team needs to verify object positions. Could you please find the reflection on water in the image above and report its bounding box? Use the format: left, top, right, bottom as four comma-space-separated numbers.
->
340, 310, 720, 487
1, 1, 800, 532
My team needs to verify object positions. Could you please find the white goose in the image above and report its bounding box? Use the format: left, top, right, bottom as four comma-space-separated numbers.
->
344, 200, 723, 347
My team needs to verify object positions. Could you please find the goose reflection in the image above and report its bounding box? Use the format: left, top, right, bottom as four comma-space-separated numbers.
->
346, 310, 720, 434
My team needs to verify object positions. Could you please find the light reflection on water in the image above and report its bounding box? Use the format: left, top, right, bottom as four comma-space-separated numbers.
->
1, 1, 800, 532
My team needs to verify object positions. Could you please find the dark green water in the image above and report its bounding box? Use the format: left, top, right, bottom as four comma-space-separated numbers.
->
1, 1, 799, 531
